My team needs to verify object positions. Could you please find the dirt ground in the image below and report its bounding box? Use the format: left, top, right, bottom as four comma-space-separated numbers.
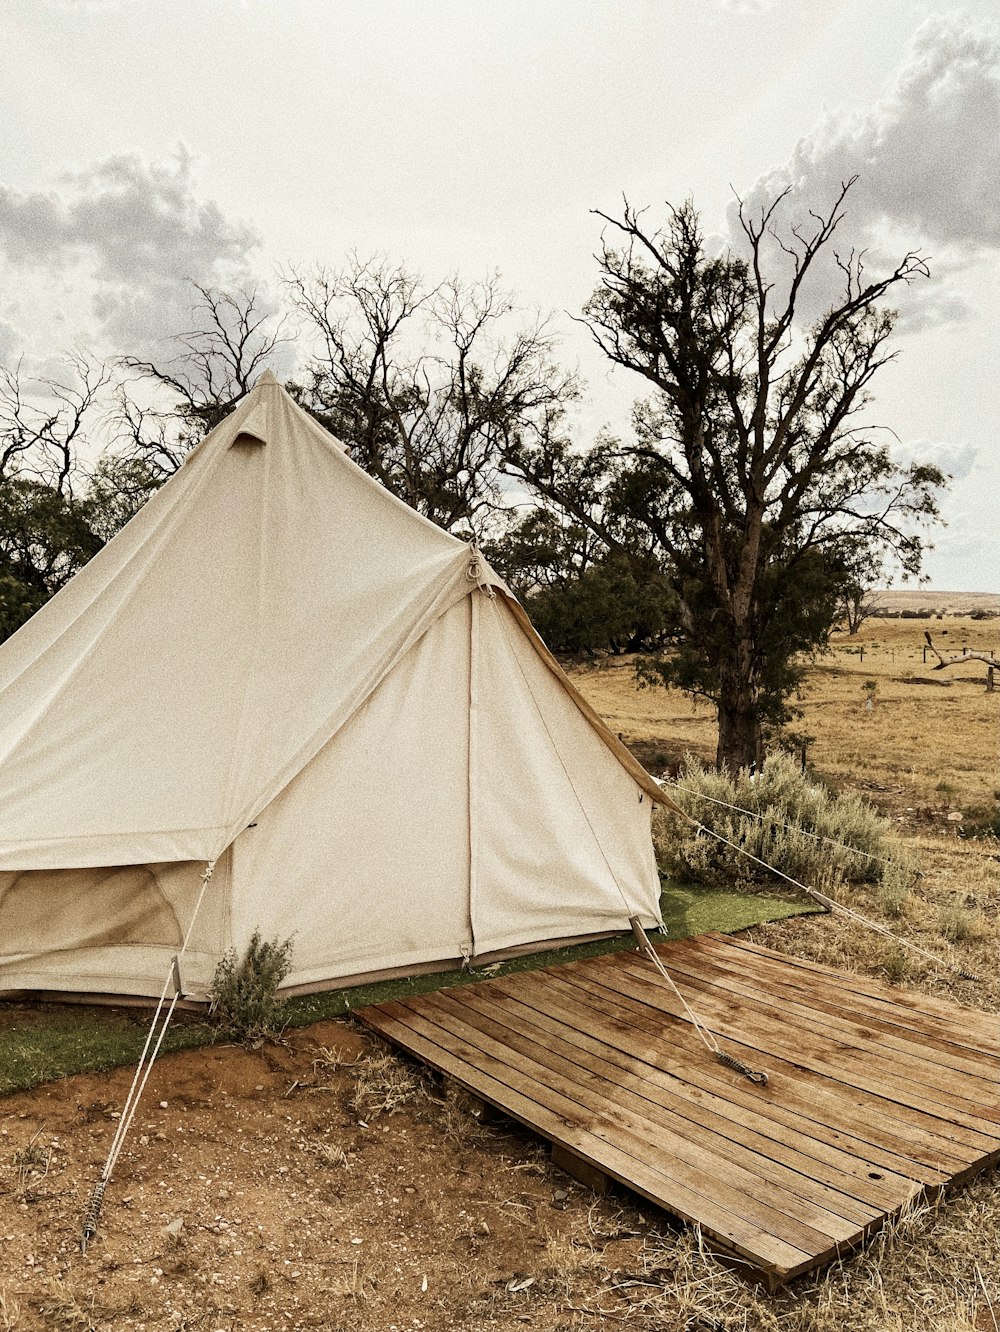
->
0, 1018, 670, 1332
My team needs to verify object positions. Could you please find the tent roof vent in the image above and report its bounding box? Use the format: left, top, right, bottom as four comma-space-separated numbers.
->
231, 401, 269, 449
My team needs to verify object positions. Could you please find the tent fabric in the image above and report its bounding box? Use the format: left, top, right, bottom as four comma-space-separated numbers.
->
0, 371, 669, 1000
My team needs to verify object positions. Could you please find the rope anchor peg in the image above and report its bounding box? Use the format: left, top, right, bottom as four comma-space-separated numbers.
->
80, 1177, 107, 1254
628, 918, 769, 1088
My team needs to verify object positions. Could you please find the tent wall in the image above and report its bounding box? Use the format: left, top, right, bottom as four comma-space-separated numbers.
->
471, 595, 662, 956
0, 374, 668, 1002
227, 598, 474, 991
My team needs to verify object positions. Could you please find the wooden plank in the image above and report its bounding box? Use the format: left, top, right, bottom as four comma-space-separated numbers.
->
407, 991, 854, 1255
481, 973, 926, 1211
447, 982, 885, 1230
701, 934, 1000, 1049
668, 936, 1000, 1090
551, 1143, 611, 1195
611, 948, 1000, 1115
687, 935, 1000, 1066
361, 1001, 815, 1279
537, 968, 980, 1176
582, 953, 1000, 1147
357, 936, 1000, 1286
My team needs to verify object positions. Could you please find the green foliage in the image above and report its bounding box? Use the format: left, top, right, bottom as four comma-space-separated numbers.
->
84, 454, 164, 543
505, 189, 945, 768
654, 752, 892, 890
0, 478, 103, 642
208, 931, 295, 1045
877, 854, 920, 918
525, 554, 675, 655
635, 545, 845, 731
881, 943, 911, 984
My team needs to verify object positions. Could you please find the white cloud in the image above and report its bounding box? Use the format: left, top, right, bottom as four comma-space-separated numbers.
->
0, 149, 260, 355
729, 13, 1000, 323
891, 436, 977, 482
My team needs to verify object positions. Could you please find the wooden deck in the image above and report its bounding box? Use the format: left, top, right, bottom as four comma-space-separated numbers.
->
357, 932, 1000, 1286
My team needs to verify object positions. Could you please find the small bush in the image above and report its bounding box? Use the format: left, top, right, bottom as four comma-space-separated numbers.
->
881, 943, 911, 984
937, 903, 987, 944
878, 855, 920, 918
653, 752, 892, 891
208, 930, 294, 1045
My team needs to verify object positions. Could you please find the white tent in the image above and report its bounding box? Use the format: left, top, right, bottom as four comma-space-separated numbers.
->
0, 372, 670, 1001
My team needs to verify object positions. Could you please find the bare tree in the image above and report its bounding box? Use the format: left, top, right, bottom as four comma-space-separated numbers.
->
114, 283, 288, 478
0, 353, 110, 494
286, 256, 577, 537
0, 354, 110, 639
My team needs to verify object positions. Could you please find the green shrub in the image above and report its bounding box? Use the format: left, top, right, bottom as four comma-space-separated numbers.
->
653, 752, 892, 890
881, 943, 911, 984
208, 930, 294, 1045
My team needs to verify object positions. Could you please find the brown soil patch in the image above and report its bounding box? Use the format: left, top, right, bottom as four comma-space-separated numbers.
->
0, 1020, 658, 1331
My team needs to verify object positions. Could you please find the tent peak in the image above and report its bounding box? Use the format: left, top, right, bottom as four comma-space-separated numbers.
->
254, 369, 281, 389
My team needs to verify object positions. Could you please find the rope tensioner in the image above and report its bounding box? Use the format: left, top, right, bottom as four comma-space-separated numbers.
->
465, 544, 497, 599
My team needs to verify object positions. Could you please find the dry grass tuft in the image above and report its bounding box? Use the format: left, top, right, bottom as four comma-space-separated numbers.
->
35, 1280, 99, 1332
937, 901, 990, 943
302, 1137, 350, 1168
349, 1044, 431, 1119
0, 1288, 21, 1332
538, 1233, 600, 1297
435, 1080, 494, 1146
9, 1129, 50, 1203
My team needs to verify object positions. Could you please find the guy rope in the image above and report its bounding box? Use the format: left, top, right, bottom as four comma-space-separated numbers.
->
489, 592, 770, 1086
80, 859, 216, 1252
660, 777, 979, 983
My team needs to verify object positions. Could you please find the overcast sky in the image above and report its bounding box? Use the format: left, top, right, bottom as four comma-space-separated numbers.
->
2, 0, 998, 590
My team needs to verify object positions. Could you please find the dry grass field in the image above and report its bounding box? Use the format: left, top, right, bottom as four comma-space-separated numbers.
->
1, 611, 998, 1331
568, 613, 1000, 816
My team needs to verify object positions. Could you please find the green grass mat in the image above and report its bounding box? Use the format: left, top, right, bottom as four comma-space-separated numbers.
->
0, 881, 819, 1096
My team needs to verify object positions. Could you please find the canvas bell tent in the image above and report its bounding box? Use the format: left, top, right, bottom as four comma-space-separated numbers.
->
0, 372, 669, 1002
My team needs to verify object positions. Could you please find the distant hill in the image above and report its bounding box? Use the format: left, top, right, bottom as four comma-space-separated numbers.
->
874, 589, 1000, 616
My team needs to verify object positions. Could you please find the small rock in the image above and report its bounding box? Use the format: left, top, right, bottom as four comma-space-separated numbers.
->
163, 1218, 184, 1239
159, 1101, 169, 1109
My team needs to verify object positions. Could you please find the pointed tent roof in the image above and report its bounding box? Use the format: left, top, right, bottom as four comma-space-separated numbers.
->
0, 374, 669, 871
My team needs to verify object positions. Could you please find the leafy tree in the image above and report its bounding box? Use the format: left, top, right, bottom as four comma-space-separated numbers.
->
0, 356, 109, 641
526, 553, 675, 656
506, 181, 945, 769
286, 257, 575, 538
0, 479, 103, 639
84, 453, 165, 544
484, 508, 600, 598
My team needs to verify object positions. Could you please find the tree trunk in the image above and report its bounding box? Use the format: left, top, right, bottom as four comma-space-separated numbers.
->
716, 643, 761, 772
